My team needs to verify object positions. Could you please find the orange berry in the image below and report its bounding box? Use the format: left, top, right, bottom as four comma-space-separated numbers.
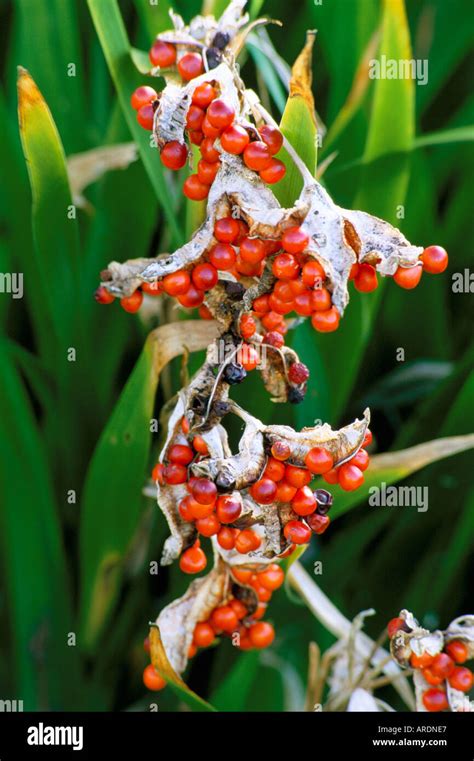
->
249, 621, 275, 648
445, 640, 469, 664
235, 529, 262, 554
210, 605, 239, 633
304, 447, 334, 474
311, 306, 340, 332
337, 463, 364, 491
421, 245, 448, 274
179, 541, 207, 574
120, 290, 143, 313
193, 622, 215, 647
285, 464, 311, 488
393, 264, 423, 289
143, 664, 166, 691
258, 564, 284, 591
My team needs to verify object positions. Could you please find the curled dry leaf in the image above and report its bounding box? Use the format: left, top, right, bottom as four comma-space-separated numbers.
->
67, 143, 138, 209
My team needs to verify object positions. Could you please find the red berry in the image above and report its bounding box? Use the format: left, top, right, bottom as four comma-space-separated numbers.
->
142, 280, 164, 296
311, 287, 332, 312
193, 621, 215, 647
258, 564, 284, 591
351, 448, 370, 471
259, 158, 286, 184
217, 526, 237, 550
252, 294, 270, 314
189, 129, 204, 146
282, 226, 309, 254
120, 290, 143, 313
179, 541, 207, 574
191, 435, 208, 456
240, 313, 256, 339
200, 137, 220, 163
211, 605, 239, 633
149, 40, 176, 68
136, 103, 154, 130
202, 114, 222, 138
354, 263, 378, 292
285, 464, 311, 488
422, 688, 448, 712
338, 463, 364, 491
272, 253, 300, 280
387, 616, 405, 638
94, 286, 114, 304
288, 362, 310, 385
421, 245, 448, 274
199, 304, 213, 319
304, 447, 334, 474
293, 291, 313, 316
192, 262, 218, 291
306, 512, 331, 535
410, 651, 435, 669
143, 664, 166, 691
152, 462, 165, 484
363, 429, 373, 447
291, 485, 317, 516
263, 457, 286, 482
178, 496, 195, 522
220, 124, 249, 154
237, 345, 259, 371
197, 158, 220, 185
168, 444, 194, 465
259, 124, 283, 155
186, 104, 205, 131
229, 599, 248, 619
311, 307, 340, 333
431, 653, 455, 679
243, 141, 272, 171
216, 495, 242, 524
235, 529, 261, 554
271, 441, 291, 461
178, 52, 203, 81
445, 640, 469, 664
250, 478, 278, 504
187, 496, 215, 521
131, 85, 157, 110
177, 284, 204, 310
273, 280, 294, 302
192, 83, 217, 109
448, 666, 473, 692
284, 520, 312, 544
261, 311, 284, 331
163, 270, 191, 296
249, 576, 272, 602
183, 175, 209, 201
422, 667, 444, 686
232, 567, 253, 584
163, 462, 188, 485
268, 292, 294, 315
191, 478, 217, 505
208, 242, 236, 270
214, 217, 239, 244
302, 259, 325, 287
263, 331, 285, 349
195, 513, 221, 536
207, 99, 235, 129
161, 141, 188, 170
393, 264, 423, 289
249, 621, 275, 648
275, 480, 297, 503
236, 255, 264, 277
322, 468, 339, 485
240, 237, 266, 264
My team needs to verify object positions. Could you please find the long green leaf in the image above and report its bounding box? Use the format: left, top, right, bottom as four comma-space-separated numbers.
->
0, 348, 81, 709
17, 67, 81, 369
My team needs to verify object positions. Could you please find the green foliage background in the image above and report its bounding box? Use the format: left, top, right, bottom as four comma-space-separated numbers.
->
0, 0, 472, 711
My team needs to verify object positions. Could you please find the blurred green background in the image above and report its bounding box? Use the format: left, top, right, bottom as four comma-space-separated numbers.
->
0, 0, 473, 711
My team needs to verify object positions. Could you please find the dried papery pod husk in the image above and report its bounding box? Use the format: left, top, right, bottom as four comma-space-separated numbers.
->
156, 1, 249, 50
180, 339, 233, 431
264, 408, 370, 467
258, 342, 302, 403
158, 482, 196, 566
212, 494, 283, 565
389, 610, 444, 667
444, 615, 474, 659
153, 553, 230, 675
191, 407, 265, 490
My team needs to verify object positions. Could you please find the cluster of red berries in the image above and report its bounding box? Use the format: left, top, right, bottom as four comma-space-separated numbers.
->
130, 38, 286, 203
350, 245, 449, 293
388, 616, 473, 711
190, 567, 281, 656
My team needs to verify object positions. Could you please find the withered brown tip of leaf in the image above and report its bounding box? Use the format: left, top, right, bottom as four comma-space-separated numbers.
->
289, 30, 317, 122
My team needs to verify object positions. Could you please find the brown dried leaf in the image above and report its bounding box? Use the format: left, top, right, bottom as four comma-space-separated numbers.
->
287, 30, 317, 127
67, 143, 138, 209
